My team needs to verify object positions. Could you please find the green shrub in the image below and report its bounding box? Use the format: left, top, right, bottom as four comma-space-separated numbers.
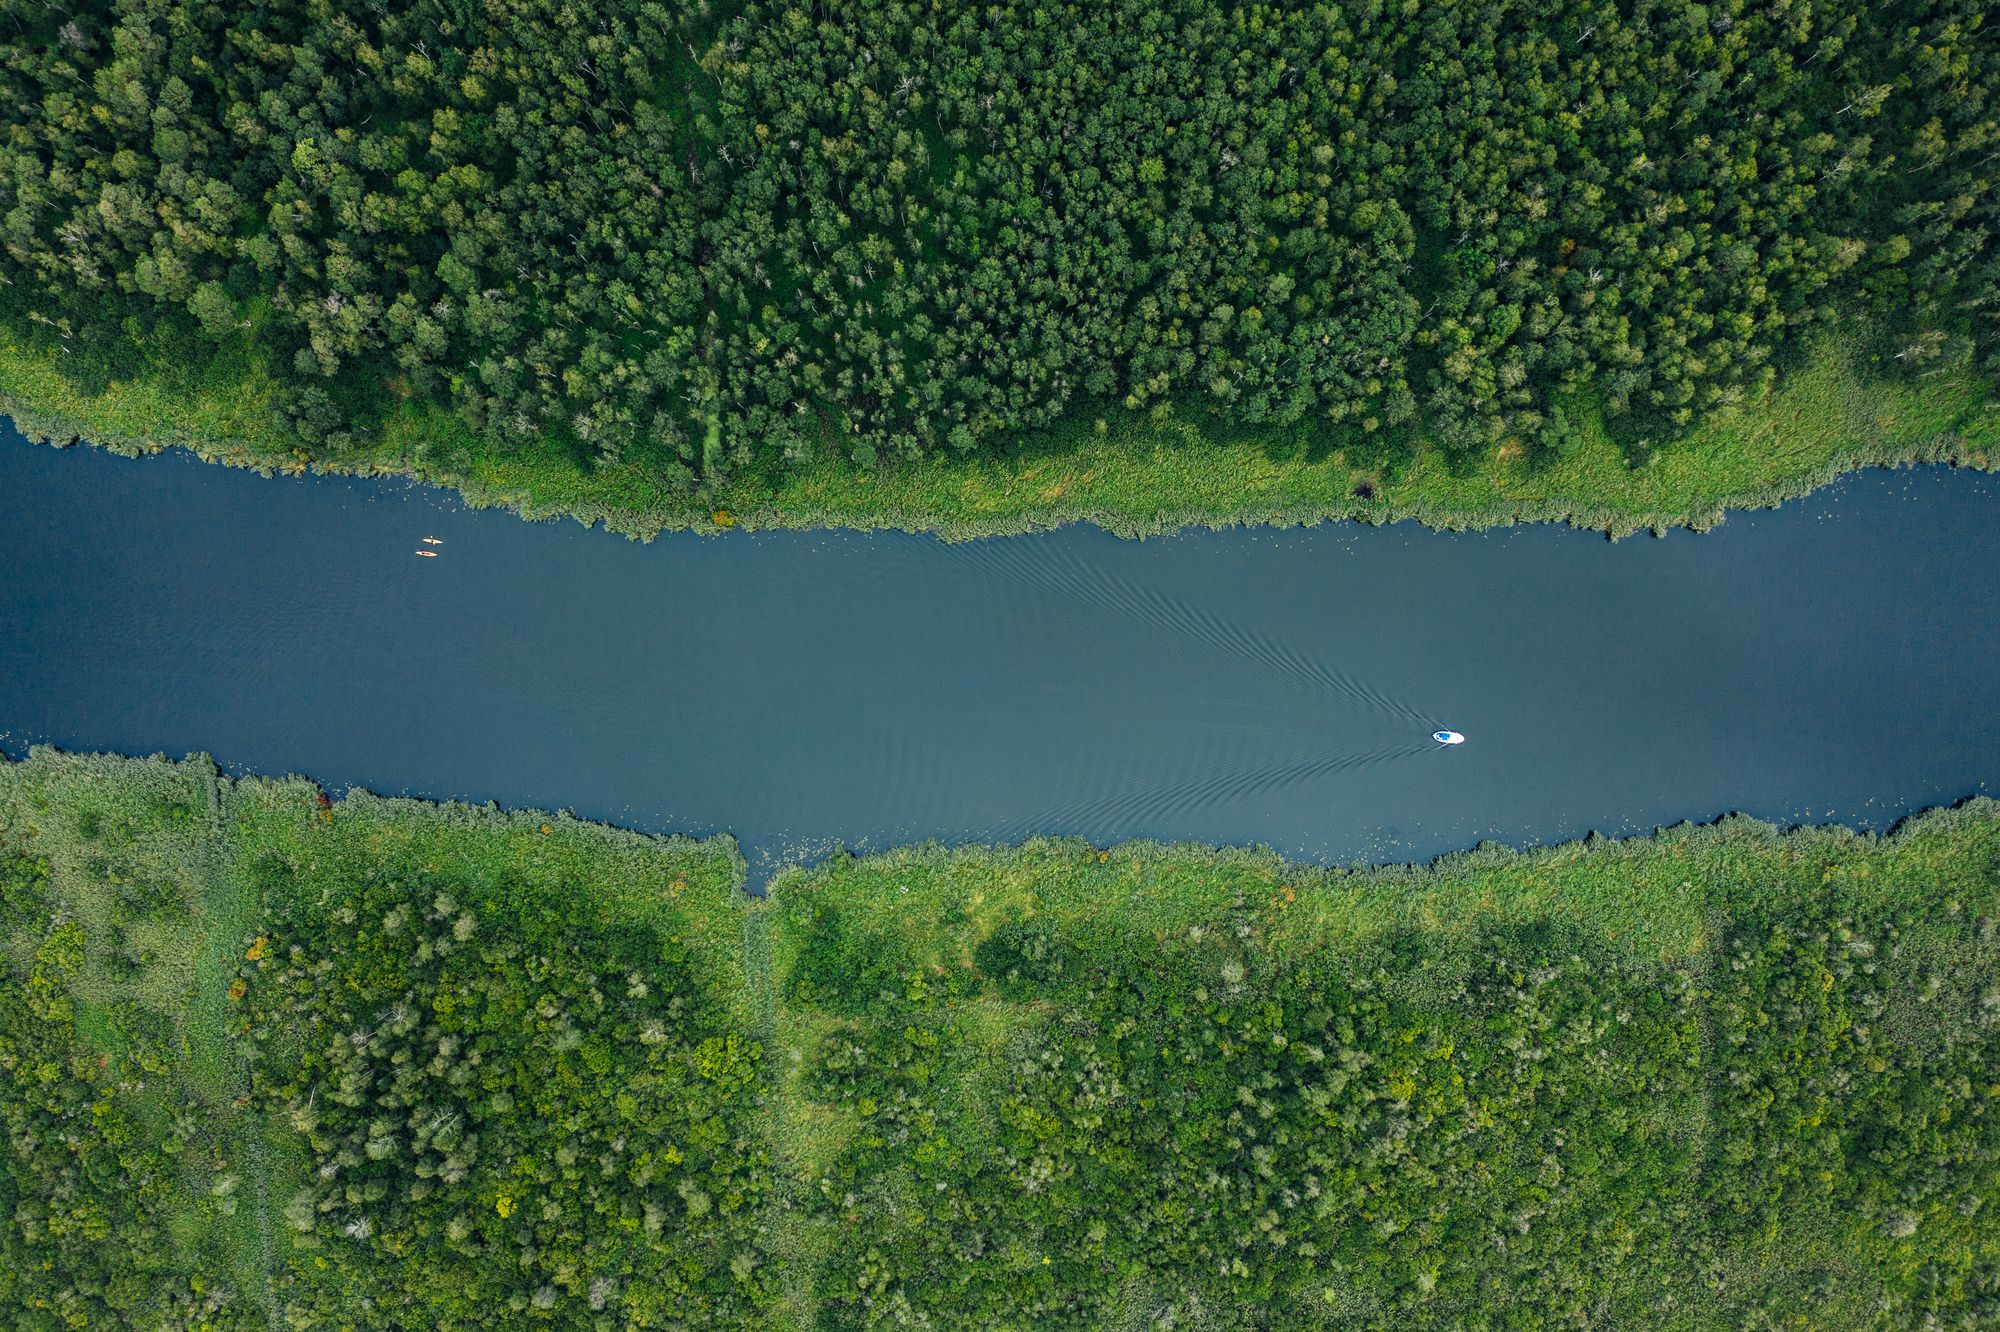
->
237, 863, 776, 1327
7, 751, 2000, 1328
0, 833, 252, 1331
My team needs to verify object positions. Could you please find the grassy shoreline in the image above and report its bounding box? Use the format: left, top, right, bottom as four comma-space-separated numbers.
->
3, 327, 1993, 540
6, 747, 2000, 1325
763, 807, 2000, 1326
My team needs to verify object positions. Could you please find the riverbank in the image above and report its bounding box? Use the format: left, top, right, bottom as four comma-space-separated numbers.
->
2, 324, 1992, 540
5, 747, 1996, 1327
12, 436, 1996, 886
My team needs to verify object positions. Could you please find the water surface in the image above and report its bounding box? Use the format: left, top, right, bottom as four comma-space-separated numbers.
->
4, 425, 1996, 885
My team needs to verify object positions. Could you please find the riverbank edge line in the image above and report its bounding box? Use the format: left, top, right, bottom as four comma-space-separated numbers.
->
2, 328, 1994, 543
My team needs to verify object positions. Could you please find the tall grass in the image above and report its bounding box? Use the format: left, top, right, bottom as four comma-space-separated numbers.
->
7, 746, 1998, 1326
0, 748, 748, 1327
759, 808, 2000, 1324
0, 750, 267, 1309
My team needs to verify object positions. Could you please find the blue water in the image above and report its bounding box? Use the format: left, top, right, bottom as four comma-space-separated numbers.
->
3, 425, 1997, 885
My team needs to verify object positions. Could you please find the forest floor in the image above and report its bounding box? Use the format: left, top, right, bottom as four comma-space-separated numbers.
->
1, 325, 1992, 541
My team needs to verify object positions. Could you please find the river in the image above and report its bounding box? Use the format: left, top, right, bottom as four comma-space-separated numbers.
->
3, 424, 1996, 886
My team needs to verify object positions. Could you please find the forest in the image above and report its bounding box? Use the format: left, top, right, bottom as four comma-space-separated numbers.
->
1, 0, 1995, 504
3, 748, 1998, 1328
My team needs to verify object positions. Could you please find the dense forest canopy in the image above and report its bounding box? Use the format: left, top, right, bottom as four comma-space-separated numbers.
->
0, 0, 1995, 486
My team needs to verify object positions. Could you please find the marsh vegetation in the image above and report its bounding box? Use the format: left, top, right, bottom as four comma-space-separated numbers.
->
5, 749, 1997, 1328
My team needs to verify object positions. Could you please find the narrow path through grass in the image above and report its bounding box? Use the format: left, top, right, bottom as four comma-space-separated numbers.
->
741, 905, 822, 1330
187, 759, 281, 1329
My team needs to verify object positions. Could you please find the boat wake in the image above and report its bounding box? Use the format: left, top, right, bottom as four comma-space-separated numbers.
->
985, 737, 1439, 846
846, 537, 1461, 849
